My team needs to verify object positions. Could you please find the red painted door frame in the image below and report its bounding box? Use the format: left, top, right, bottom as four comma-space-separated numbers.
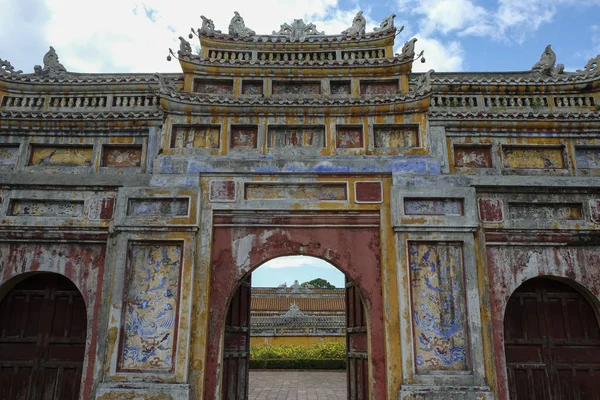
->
204, 210, 385, 400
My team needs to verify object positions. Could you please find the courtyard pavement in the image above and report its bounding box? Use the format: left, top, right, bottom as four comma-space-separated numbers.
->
248, 370, 347, 400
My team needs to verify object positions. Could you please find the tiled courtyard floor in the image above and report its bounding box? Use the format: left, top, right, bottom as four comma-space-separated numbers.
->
248, 370, 347, 400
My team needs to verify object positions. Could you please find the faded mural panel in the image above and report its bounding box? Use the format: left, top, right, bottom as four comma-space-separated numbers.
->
409, 242, 469, 372
119, 243, 183, 372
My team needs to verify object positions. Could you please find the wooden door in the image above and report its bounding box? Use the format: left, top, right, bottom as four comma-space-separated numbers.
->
346, 277, 369, 400
221, 275, 251, 400
0, 273, 87, 400
504, 278, 600, 400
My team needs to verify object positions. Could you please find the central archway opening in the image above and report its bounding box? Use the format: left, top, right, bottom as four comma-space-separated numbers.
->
221, 255, 369, 400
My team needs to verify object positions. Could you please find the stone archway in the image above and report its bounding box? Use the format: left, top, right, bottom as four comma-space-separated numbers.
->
504, 277, 600, 399
203, 210, 385, 400
0, 273, 87, 400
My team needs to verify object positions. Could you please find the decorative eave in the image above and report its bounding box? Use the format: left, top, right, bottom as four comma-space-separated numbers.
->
198, 27, 396, 50
429, 110, 600, 130
0, 110, 163, 121
158, 87, 431, 116
178, 53, 414, 76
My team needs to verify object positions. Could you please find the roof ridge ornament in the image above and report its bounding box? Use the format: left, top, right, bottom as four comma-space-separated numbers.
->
412, 69, 435, 95
373, 13, 396, 32
199, 15, 221, 36
576, 54, 600, 75
34, 46, 67, 77
342, 11, 366, 37
228, 11, 255, 38
0, 58, 22, 77
154, 73, 180, 95
532, 45, 564, 77
272, 19, 325, 41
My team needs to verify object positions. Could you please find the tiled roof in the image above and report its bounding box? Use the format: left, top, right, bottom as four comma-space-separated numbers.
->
251, 296, 344, 313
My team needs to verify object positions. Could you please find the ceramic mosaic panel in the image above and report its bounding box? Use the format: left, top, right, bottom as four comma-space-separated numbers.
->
404, 198, 464, 216
209, 180, 236, 202
454, 145, 493, 168
230, 125, 258, 148
330, 81, 351, 95
242, 80, 263, 95
502, 146, 565, 169
193, 79, 233, 94
102, 146, 142, 168
127, 198, 189, 217
409, 242, 469, 372
0, 145, 20, 166
119, 243, 182, 371
267, 126, 325, 148
29, 145, 93, 167
508, 202, 583, 220
373, 125, 419, 148
336, 126, 363, 149
245, 183, 347, 201
9, 200, 84, 217
171, 125, 220, 149
478, 198, 504, 222
360, 80, 399, 95
575, 148, 600, 174
272, 81, 321, 95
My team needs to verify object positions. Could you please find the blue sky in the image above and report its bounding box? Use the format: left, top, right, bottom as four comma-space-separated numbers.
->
251, 256, 345, 288
1, 0, 599, 74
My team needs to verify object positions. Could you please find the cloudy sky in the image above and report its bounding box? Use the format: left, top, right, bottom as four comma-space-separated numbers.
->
1, 0, 599, 75
252, 256, 344, 288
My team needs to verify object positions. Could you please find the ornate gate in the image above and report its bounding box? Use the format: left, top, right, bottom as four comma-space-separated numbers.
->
346, 277, 369, 400
504, 277, 600, 399
0, 273, 87, 400
221, 275, 251, 400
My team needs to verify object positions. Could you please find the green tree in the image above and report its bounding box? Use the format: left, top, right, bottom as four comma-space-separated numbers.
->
301, 278, 335, 289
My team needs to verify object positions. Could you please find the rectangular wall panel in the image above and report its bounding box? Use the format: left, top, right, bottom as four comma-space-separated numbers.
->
409, 242, 469, 372
118, 243, 182, 372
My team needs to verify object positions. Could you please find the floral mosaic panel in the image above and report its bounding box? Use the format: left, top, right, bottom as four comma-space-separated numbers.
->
404, 198, 464, 216
9, 200, 84, 217
242, 80, 263, 95
330, 81, 351, 95
193, 79, 233, 94
230, 125, 258, 148
102, 146, 142, 168
360, 80, 399, 95
245, 183, 347, 201
267, 126, 325, 148
508, 202, 583, 220
336, 126, 363, 149
373, 125, 419, 148
502, 146, 565, 169
575, 148, 600, 174
119, 243, 182, 371
453, 146, 493, 168
409, 242, 469, 372
127, 198, 189, 217
171, 125, 220, 149
29, 145, 93, 167
0, 145, 20, 167
272, 81, 321, 95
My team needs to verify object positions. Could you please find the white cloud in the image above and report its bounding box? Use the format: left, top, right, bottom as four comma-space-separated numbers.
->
260, 256, 335, 269
399, 36, 465, 72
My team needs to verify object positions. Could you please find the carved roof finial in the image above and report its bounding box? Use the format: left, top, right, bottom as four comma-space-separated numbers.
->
228, 11, 255, 38
178, 36, 192, 56
34, 46, 67, 77
373, 13, 396, 32
576, 54, 600, 75
0, 58, 22, 77
154, 73, 180, 95
272, 19, 324, 41
199, 15, 221, 36
342, 11, 366, 37
532, 44, 564, 77
412, 69, 435, 95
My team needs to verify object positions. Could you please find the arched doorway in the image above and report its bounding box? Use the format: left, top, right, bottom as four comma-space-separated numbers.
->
504, 277, 600, 399
0, 273, 87, 400
220, 256, 369, 400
